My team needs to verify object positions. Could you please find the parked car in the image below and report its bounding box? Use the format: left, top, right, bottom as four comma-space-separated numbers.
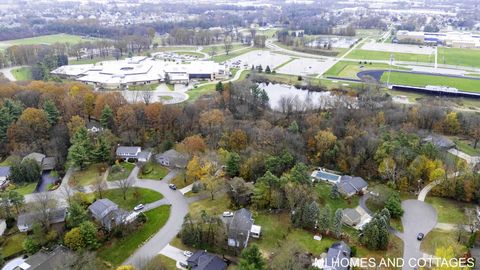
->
183, 250, 193, 257
417, 233, 424, 241
134, 204, 144, 211
169, 184, 177, 190
222, 211, 234, 217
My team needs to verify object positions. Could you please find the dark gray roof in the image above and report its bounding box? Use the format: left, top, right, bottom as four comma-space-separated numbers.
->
22, 246, 73, 270
187, 251, 227, 270
337, 176, 368, 196
226, 208, 253, 241
325, 241, 351, 270
88, 199, 118, 220
17, 208, 67, 227
86, 119, 102, 130
41, 157, 57, 171
0, 166, 10, 177
23, 152, 46, 165
155, 149, 190, 168
422, 135, 455, 149
341, 208, 361, 226
137, 151, 151, 160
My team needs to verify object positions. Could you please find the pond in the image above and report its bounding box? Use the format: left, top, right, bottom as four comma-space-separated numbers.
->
307, 36, 358, 49
258, 83, 356, 111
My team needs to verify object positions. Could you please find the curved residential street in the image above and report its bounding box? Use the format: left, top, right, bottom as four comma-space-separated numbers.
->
0, 66, 22, 81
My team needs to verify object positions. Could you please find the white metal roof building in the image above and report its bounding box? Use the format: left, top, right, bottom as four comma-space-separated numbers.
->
51, 57, 227, 89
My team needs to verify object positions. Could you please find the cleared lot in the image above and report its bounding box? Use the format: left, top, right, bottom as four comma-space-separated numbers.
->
276, 57, 337, 76
229, 50, 291, 70
362, 42, 435, 55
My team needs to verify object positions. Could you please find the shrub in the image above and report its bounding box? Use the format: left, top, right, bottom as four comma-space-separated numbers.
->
110, 164, 122, 174
5, 217, 15, 229
192, 181, 203, 193
23, 237, 40, 254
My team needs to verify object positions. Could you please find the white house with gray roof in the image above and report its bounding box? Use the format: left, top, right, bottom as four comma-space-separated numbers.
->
88, 198, 128, 231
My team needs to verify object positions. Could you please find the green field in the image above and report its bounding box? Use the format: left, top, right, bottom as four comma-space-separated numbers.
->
102, 187, 163, 210
211, 47, 257, 63
2, 233, 27, 258
11, 67, 32, 81
346, 49, 434, 63
0, 34, 93, 50
174, 51, 205, 58
69, 163, 107, 187
380, 71, 480, 93
325, 61, 410, 79
438, 47, 480, 68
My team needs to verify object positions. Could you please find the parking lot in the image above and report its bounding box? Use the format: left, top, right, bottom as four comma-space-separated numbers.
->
361, 42, 435, 55
276, 57, 337, 76
228, 50, 291, 70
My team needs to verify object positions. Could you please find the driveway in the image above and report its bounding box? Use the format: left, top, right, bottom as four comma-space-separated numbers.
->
159, 244, 188, 265
400, 200, 437, 270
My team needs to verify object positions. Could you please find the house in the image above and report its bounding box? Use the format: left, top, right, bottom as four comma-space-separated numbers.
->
116, 146, 142, 160
22, 153, 57, 171
0, 166, 10, 187
137, 151, 152, 163
224, 208, 261, 248
155, 149, 190, 168
15, 246, 73, 270
187, 250, 227, 270
336, 176, 368, 198
422, 135, 455, 150
341, 206, 372, 230
324, 241, 351, 270
88, 198, 128, 230
311, 168, 341, 184
86, 119, 103, 133
17, 208, 67, 232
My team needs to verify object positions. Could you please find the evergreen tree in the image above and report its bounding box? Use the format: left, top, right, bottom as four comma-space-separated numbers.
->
288, 163, 311, 185
226, 152, 241, 177
288, 120, 299, 133
330, 185, 340, 199
238, 244, 266, 270
0, 99, 23, 142
385, 192, 404, 218
265, 65, 271, 73
79, 221, 99, 250
100, 105, 114, 130
301, 201, 319, 230
43, 99, 60, 125
215, 81, 224, 93
333, 209, 343, 238
68, 127, 93, 169
67, 202, 89, 228
93, 135, 111, 162
318, 206, 331, 233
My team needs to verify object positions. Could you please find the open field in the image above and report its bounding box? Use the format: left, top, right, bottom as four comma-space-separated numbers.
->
420, 229, 468, 257
138, 163, 169, 180
97, 205, 170, 267
0, 34, 94, 50
424, 197, 468, 223
2, 233, 27, 258
316, 182, 359, 210
107, 162, 135, 181
11, 67, 32, 81
438, 47, 480, 68
13, 182, 37, 195
380, 71, 480, 93
324, 61, 410, 79
69, 163, 107, 187
346, 49, 434, 63
211, 47, 257, 63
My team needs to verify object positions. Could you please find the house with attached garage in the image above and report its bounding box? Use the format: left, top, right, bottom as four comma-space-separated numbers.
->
223, 208, 261, 249
155, 149, 190, 168
187, 250, 227, 270
14, 246, 74, 270
23, 152, 57, 171
88, 198, 129, 231
336, 175, 368, 198
17, 208, 67, 232
115, 146, 151, 162
324, 241, 352, 270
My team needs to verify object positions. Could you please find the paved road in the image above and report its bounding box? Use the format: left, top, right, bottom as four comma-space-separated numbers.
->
400, 200, 437, 270
123, 169, 191, 268
417, 180, 441, 202
0, 66, 24, 81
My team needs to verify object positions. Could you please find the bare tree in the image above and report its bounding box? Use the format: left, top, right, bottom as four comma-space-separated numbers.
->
143, 91, 153, 105
115, 176, 133, 201
209, 46, 218, 58
93, 176, 106, 199
32, 192, 58, 229
224, 35, 233, 55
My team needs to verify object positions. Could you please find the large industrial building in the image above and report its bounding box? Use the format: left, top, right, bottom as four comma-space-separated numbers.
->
51, 56, 228, 89
395, 31, 480, 48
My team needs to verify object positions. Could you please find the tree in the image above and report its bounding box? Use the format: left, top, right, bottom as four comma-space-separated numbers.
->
238, 244, 265, 270
115, 176, 132, 201
225, 152, 241, 177
265, 65, 271, 73
312, 130, 337, 163
10, 158, 41, 184
330, 185, 340, 199
179, 135, 206, 154
333, 209, 343, 238
8, 190, 24, 214
67, 115, 86, 137
43, 99, 60, 125
79, 221, 99, 250
100, 105, 114, 130
23, 236, 40, 254
215, 81, 224, 93
287, 163, 310, 185
0, 99, 23, 143
116, 266, 135, 270
361, 210, 390, 250
385, 192, 404, 218
8, 107, 50, 145
32, 192, 58, 229
67, 202, 89, 228
318, 206, 331, 233
68, 127, 93, 169
203, 176, 224, 200
228, 129, 248, 151
224, 36, 233, 55
378, 157, 397, 184
64, 227, 84, 250
301, 201, 319, 230
93, 135, 111, 162
443, 112, 460, 135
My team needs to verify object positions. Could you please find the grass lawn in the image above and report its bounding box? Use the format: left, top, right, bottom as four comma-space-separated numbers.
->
69, 163, 107, 187
380, 71, 480, 93
174, 51, 204, 58
0, 34, 94, 50
421, 229, 468, 256
2, 233, 27, 258
211, 47, 257, 63
107, 162, 136, 181
13, 182, 37, 195
188, 193, 231, 216
425, 197, 468, 223
11, 67, 32, 81
102, 187, 163, 210
170, 171, 193, 189
188, 83, 216, 101
128, 83, 159, 91
166, 84, 175, 91
138, 163, 169, 180
452, 137, 480, 156
346, 49, 433, 63
97, 205, 170, 267
324, 60, 410, 79
154, 255, 177, 269
437, 47, 480, 68
315, 182, 359, 211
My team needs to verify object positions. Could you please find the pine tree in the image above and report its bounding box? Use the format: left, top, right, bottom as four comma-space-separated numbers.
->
238, 244, 266, 270
43, 99, 60, 125
265, 65, 271, 73
302, 201, 319, 230
68, 127, 93, 169
100, 105, 114, 130
226, 152, 241, 177
93, 135, 111, 162
385, 192, 403, 218
330, 185, 340, 199
215, 81, 224, 93
318, 206, 331, 233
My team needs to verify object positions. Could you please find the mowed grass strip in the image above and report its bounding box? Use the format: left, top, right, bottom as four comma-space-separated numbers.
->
97, 205, 171, 267
11, 67, 32, 81
102, 187, 163, 210
380, 71, 480, 93
437, 47, 480, 68
346, 49, 433, 62
0, 34, 94, 49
